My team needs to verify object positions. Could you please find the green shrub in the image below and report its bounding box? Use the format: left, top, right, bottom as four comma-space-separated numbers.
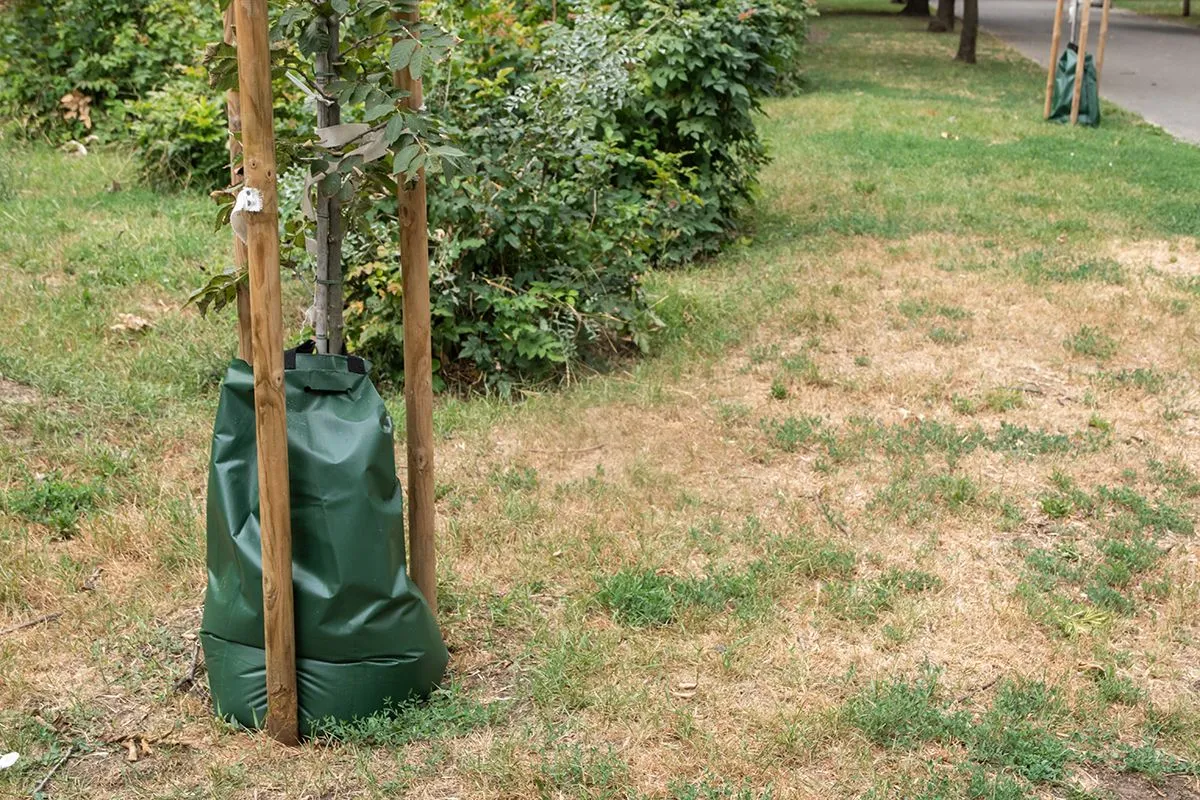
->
340, 0, 812, 391
0, 0, 218, 136
127, 71, 228, 190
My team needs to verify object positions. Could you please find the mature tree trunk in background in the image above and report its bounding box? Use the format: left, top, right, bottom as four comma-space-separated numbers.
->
956, 0, 978, 62
930, 0, 956, 31
900, 0, 932, 15
1185, 0, 1191, 17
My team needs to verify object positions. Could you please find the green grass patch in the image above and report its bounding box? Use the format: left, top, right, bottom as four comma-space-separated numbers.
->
1064, 326, 1119, 361
761, 415, 824, 453
1099, 368, 1167, 394
2, 471, 102, 536
595, 534, 857, 627
310, 683, 507, 745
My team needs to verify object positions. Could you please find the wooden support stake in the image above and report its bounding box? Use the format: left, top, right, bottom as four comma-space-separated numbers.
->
232, 0, 299, 745
1096, 0, 1112, 89
1044, 0, 1067, 119
393, 10, 437, 616
224, 7, 253, 365
1070, 0, 1094, 125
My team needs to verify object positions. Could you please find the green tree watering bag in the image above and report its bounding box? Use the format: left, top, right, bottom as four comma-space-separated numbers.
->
200, 343, 447, 733
1049, 46, 1101, 127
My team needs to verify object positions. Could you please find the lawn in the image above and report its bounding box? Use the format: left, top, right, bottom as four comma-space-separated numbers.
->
1111, 0, 1199, 27
3, 5, 1200, 799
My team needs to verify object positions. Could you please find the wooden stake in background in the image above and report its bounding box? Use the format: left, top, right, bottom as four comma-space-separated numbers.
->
393, 10, 438, 616
1044, 0, 1067, 119
1070, 0, 1094, 125
223, 7, 254, 364
232, 0, 299, 745
1095, 0, 1112, 89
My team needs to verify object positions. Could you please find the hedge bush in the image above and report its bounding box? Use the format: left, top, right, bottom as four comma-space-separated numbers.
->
0, 0, 218, 137
342, 0, 813, 392
127, 70, 229, 190
0, 0, 811, 391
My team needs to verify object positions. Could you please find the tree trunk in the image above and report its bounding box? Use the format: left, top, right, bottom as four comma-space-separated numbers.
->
956, 0, 978, 62
930, 0, 955, 31
1185, 0, 1191, 17
900, 0, 932, 16
314, 15, 344, 356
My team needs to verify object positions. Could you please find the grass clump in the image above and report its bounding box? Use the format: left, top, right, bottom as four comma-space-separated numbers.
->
597, 535, 857, 627
847, 673, 1075, 788
967, 679, 1072, 783
1118, 741, 1200, 781
490, 465, 539, 492
1090, 664, 1146, 707
928, 326, 969, 346
3, 471, 102, 536
312, 684, 506, 745
843, 667, 961, 749
1018, 478, 1180, 634
1064, 326, 1118, 360
825, 568, 941, 623
760, 415, 823, 453
595, 569, 682, 627
989, 423, 1073, 456
1017, 253, 1125, 285
536, 742, 630, 796
1100, 367, 1167, 394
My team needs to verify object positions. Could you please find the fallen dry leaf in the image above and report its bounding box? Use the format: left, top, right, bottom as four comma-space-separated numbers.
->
110, 314, 153, 334
59, 90, 93, 130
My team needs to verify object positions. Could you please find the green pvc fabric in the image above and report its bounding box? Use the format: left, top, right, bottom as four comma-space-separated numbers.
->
200, 349, 447, 734
1048, 46, 1100, 127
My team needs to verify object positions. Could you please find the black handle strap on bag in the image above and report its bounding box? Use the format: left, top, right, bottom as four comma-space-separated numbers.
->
284, 339, 366, 374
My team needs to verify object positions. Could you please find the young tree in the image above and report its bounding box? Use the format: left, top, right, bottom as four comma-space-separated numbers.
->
929, 0, 955, 31
899, 0, 932, 16
956, 0, 978, 62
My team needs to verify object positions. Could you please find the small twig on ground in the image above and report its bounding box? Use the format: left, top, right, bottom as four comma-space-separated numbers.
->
174, 638, 203, 693
527, 444, 605, 455
0, 612, 61, 638
31, 746, 74, 796
955, 675, 1000, 706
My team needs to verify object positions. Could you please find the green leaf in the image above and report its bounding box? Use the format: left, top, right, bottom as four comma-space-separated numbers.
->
409, 48, 426, 81
364, 100, 394, 122
388, 39, 419, 72
384, 113, 408, 145
391, 143, 421, 176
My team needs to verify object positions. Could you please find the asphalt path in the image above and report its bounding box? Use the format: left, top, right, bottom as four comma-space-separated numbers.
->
980, 0, 1200, 142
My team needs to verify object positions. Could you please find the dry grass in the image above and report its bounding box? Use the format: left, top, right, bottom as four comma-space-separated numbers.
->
3, 5, 1200, 800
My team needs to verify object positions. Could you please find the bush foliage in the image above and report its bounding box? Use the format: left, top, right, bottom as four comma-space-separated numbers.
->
345, 0, 813, 391
0, 0, 811, 391
0, 0, 218, 136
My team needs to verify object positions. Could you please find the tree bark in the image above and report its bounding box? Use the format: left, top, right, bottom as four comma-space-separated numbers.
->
313, 15, 343, 356
956, 0, 978, 62
899, 0, 932, 16
1184, 0, 1191, 17
223, 7, 253, 365
930, 0, 955, 31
